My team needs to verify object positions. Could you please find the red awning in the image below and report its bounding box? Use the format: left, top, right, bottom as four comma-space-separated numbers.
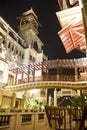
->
58, 19, 86, 53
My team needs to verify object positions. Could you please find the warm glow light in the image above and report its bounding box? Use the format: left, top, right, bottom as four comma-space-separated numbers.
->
28, 89, 40, 100
29, 89, 39, 96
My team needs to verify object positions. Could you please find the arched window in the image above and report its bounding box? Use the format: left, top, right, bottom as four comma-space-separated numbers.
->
12, 45, 14, 51
33, 41, 38, 51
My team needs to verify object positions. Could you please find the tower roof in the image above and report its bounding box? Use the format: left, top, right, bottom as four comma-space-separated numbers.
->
23, 8, 38, 19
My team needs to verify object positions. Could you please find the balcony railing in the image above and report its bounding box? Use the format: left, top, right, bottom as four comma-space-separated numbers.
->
45, 106, 86, 130
16, 75, 75, 85
0, 107, 86, 130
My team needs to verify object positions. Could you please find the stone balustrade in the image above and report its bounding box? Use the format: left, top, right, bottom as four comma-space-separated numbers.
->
0, 109, 49, 130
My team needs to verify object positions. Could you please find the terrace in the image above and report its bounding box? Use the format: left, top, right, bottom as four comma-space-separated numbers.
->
5, 57, 87, 91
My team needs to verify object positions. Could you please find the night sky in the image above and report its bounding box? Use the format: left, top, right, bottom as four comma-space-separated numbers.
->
0, 0, 85, 60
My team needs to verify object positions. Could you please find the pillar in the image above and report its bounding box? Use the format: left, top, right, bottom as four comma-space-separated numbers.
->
48, 95, 51, 106
11, 93, 16, 108
57, 60, 59, 81
77, 90, 81, 96
74, 59, 78, 82
54, 89, 57, 106
22, 94, 27, 109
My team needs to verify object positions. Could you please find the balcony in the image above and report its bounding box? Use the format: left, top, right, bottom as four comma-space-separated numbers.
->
0, 107, 87, 130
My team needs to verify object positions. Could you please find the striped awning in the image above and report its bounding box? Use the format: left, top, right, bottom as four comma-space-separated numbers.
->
58, 17, 86, 53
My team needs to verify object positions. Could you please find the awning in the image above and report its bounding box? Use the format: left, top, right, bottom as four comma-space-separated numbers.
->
58, 18, 86, 53
56, 6, 86, 53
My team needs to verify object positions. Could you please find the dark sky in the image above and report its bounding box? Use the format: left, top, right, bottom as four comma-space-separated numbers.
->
0, 0, 85, 60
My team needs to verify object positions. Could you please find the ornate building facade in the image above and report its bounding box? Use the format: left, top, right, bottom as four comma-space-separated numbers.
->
0, 8, 47, 109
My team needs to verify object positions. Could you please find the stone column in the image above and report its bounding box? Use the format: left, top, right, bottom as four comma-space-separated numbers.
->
48, 95, 51, 106
54, 89, 57, 106
11, 93, 16, 108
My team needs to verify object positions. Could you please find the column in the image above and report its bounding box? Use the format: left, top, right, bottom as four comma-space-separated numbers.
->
57, 60, 59, 81
48, 95, 51, 106
54, 89, 57, 106
22, 94, 27, 109
77, 90, 80, 96
11, 93, 16, 108
74, 59, 78, 82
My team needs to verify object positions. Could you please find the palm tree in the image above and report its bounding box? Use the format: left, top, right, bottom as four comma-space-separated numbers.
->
72, 95, 87, 109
